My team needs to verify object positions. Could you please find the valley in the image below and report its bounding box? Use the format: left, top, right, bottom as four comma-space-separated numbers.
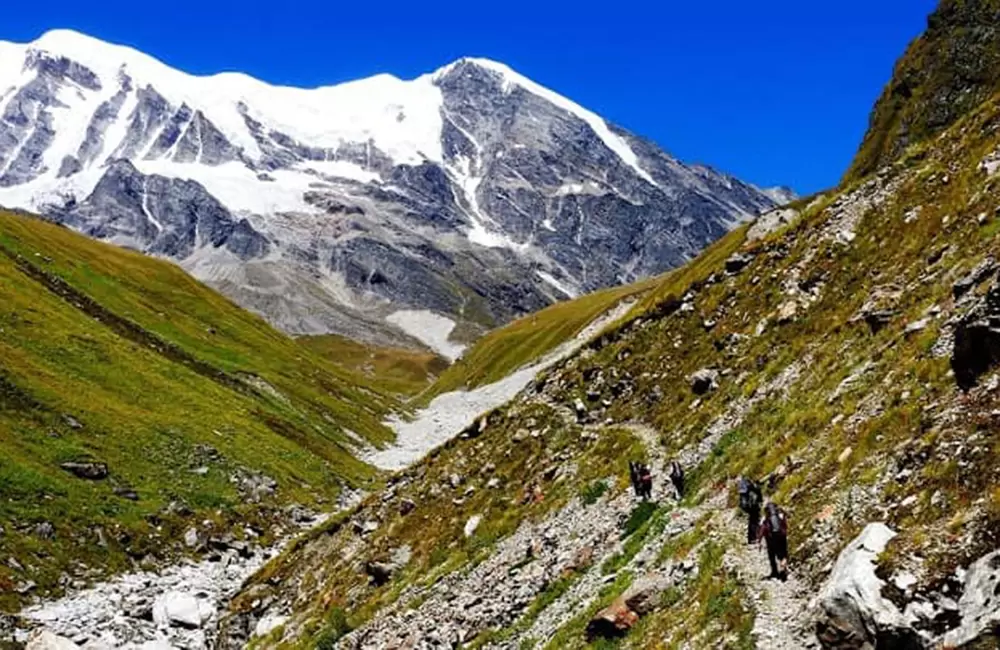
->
5, 1, 1000, 649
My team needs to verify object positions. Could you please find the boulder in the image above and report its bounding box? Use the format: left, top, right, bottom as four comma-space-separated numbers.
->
952, 280, 1000, 390
747, 206, 799, 241
26, 630, 78, 650
942, 550, 1000, 648
725, 252, 754, 274
152, 591, 209, 629
952, 258, 997, 300
464, 515, 482, 538
59, 461, 109, 480
586, 597, 639, 640
813, 523, 927, 649
688, 368, 719, 395
184, 527, 200, 548
399, 498, 416, 516
624, 572, 674, 616
365, 561, 394, 587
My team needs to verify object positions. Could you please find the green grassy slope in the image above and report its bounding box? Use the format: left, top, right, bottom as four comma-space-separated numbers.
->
0, 211, 397, 610
298, 334, 450, 398
846, 0, 1000, 182
421, 278, 659, 401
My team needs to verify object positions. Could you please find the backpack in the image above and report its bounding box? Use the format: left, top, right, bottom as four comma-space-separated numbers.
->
738, 479, 759, 512
767, 505, 787, 536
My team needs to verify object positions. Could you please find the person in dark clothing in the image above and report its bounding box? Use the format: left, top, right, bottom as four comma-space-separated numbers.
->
639, 463, 653, 500
738, 476, 763, 545
758, 501, 789, 580
629, 461, 654, 500
669, 461, 685, 500
629, 461, 642, 497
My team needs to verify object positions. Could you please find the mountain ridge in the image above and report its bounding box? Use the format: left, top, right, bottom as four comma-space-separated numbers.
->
0, 29, 783, 348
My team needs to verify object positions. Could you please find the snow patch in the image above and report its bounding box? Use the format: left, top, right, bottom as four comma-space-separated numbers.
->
536, 270, 578, 299
386, 310, 466, 362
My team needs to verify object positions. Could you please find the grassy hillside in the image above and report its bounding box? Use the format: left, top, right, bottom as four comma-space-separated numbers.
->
846, 0, 1000, 181
298, 334, 450, 398
421, 278, 659, 401
221, 59, 1000, 650
0, 210, 399, 611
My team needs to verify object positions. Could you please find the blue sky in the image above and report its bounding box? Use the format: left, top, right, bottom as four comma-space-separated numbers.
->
4, 0, 938, 195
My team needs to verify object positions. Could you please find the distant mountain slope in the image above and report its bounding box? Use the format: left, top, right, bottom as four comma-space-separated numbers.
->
0, 30, 781, 347
0, 209, 399, 611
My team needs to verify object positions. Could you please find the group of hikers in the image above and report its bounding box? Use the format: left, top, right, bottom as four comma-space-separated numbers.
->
626, 460, 790, 581
627, 459, 685, 501
739, 475, 789, 581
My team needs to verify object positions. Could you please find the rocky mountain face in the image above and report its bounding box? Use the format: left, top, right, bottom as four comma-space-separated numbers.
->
0, 31, 782, 350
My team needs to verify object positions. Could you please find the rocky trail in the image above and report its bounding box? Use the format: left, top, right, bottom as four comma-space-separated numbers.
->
722, 512, 818, 650
365, 300, 637, 471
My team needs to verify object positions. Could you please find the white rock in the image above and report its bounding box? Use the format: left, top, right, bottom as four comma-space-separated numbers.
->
464, 515, 482, 538
254, 613, 290, 638
943, 550, 1000, 647
152, 591, 208, 629
183, 527, 199, 548
814, 523, 916, 646
26, 631, 78, 650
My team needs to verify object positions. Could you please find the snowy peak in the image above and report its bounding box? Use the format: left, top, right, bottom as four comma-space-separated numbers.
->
0, 29, 782, 348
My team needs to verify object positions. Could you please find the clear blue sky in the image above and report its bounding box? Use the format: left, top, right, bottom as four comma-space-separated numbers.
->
4, 0, 939, 195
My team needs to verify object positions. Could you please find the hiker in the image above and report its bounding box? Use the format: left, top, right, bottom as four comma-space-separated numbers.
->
737, 476, 763, 544
638, 463, 653, 500
669, 461, 685, 500
758, 501, 789, 581
629, 461, 642, 497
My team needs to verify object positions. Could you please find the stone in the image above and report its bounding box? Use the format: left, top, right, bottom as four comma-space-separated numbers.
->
113, 486, 140, 501
813, 523, 924, 649
952, 280, 1000, 390
838, 448, 852, 464
587, 597, 639, 640
688, 368, 719, 395
59, 461, 109, 480
255, 613, 289, 638
399, 499, 416, 516
34, 521, 55, 539
365, 561, 394, 587
152, 591, 208, 629
777, 300, 799, 324
953, 258, 997, 300
624, 573, 674, 616
464, 515, 482, 538
26, 630, 78, 650
62, 415, 84, 430
184, 527, 200, 548
725, 252, 754, 274
942, 550, 1000, 648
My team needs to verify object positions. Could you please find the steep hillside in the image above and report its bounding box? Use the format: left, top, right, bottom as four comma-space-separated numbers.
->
847, 0, 1000, 181
0, 30, 780, 347
213, 23, 1000, 650
0, 210, 401, 613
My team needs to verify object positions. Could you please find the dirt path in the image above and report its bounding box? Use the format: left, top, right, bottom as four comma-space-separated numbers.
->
722, 510, 818, 649
365, 300, 636, 470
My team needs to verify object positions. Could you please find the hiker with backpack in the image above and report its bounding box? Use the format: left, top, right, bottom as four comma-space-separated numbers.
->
638, 463, 653, 500
669, 461, 685, 500
629, 461, 654, 500
758, 501, 789, 581
737, 476, 763, 544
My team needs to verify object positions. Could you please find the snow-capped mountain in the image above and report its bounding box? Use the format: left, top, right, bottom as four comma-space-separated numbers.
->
0, 29, 783, 350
